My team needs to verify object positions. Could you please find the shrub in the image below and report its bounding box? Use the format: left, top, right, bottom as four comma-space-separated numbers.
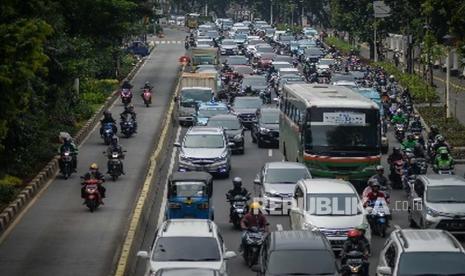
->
324, 36, 359, 55
417, 106, 465, 147
372, 61, 439, 104
0, 175, 22, 204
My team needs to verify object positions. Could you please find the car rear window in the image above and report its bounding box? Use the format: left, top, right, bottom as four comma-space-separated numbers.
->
268, 250, 336, 274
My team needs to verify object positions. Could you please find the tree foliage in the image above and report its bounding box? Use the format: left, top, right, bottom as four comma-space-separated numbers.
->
0, 0, 147, 178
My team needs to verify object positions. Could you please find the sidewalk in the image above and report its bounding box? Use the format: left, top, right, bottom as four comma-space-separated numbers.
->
360, 45, 465, 126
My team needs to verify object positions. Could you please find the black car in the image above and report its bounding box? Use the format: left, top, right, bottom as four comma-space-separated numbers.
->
230, 96, 263, 129
251, 108, 279, 147
252, 230, 339, 276
207, 114, 245, 154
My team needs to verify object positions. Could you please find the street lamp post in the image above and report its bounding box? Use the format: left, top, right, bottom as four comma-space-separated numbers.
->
443, 34, 454, 119
300, 0, 304, 27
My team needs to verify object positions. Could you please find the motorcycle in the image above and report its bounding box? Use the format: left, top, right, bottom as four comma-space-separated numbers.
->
227, 194, 249, 229
342, 251, 367, 276
81, 178, 102, 212
142, 88, 152, 107
106, 150, 124, 181
416, 157, 428, 174
242, 226, 266, 267
120, 117, 136, 138
259, 88, 271, 104
366, 198, 389, 238
121, 88, 132, 106
394, 123, 405, 142
60, 150, 73, 179
389, 159, 404, 189
102, 123, 115, 145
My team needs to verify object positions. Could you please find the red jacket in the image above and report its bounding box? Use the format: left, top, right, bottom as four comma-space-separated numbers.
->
240, 213, 267, 230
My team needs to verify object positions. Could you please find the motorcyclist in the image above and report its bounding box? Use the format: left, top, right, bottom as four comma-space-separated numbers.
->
82, 163, 106, 202
341, 229, 369, 276
227, 177, 249, 200
428, 125, 440, 142
433, 147, 454, 172
354, 224, 371, 254
106, 136, 125, 175
121, 80, 133, 90
120, 104, 137, 133
140, 81, 153, 103
369, 165, 391, 191
244, 85, 253, 95
410, 114, 422, 131
364, 182, 388, 207
401, 133, 417, 151
391, 109, 407, 125
240, 202, 269, 251
432, 135, 451, 154
227, 177, 250, 222
388, 147, 404, 164
100, 110, 117, 136
58, 137, 78, 172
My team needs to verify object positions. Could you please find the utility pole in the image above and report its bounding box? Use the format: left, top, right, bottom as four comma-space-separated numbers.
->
443, 34, 454, 119
270, 0, 273, 25
301, 0, 305, 27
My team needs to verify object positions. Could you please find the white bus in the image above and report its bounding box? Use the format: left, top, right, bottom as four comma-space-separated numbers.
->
279, 83, 381, 183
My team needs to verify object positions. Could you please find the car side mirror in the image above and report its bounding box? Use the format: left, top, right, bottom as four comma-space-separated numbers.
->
224, 251, 237, 260
174, 96, 179, 102
173, 142, 181, 147
376, 266, 392, 275
136, 251, 149, 259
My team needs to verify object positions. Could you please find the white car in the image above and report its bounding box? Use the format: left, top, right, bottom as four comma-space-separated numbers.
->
289, 179, 370, 251
137, 219, 236, 275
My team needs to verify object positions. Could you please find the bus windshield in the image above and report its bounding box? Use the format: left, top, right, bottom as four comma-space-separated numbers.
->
304, 108, 379, 155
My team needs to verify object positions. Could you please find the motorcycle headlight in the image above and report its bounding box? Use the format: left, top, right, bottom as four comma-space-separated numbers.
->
426, 207, 439, 217
260, 127, 270, 134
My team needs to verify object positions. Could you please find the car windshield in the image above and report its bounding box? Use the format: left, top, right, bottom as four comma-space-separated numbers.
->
208, 118, 241, 130
233, 66, 253, 75
234, 98, 262, 109
261, 110, 280, 124
268, 250, 336, 275
242, 76, 267, 87
257, 47, 274, 54
426, 185, 465, 203
156, 268, 217, 276
235, 34, 247, 40
398, 252, 465, 275
198, 108, 228, 118
274, 56, 293, 63
265, 167, 311, 184
181, 89, 212, 107
248, 39, 263, 45
184, 134, 224, 148
306, 193, 362, 215
173, 181, 205, 197
152, 237, 220, 261
273, 63, 292, 70
222, 40, 236, 46
319, 59, 335, 66
305, 109, 380, 155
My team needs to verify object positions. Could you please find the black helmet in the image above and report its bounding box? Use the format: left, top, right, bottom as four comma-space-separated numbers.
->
393, 146, 400, 153
431, 125, 438, 132
111, 136, 118, 145
103, 110, 111, 117
233, 177, 242, 189
125, 104, 134, 112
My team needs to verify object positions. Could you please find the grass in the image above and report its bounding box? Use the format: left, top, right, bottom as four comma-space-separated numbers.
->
324, 36, 359, 55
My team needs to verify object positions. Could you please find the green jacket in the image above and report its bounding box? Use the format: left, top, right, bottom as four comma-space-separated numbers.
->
58, 143, 78, 155
391, 114, 407, 124
401, 140, 417, 150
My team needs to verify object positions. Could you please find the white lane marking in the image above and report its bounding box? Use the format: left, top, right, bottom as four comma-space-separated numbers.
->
157, 126, 182, 227
276, 224, 283, 231
268, 149, 273, 157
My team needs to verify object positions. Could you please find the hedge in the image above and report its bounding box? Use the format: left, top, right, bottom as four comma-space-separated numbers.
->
0, 175, 22, 205
417, 106, 465, 147
324, 36, 359, 55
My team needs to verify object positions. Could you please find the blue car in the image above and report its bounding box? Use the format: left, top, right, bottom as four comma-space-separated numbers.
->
166, 172, 214, 220
356, 87, 384, 117
194, 101, 229, 126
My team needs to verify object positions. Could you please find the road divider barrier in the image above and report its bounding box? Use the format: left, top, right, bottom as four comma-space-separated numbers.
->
113, 65, 185, 276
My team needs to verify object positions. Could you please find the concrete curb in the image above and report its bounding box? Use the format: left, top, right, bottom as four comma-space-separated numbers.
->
0, 47, 154, 235
113, 65, 184, 276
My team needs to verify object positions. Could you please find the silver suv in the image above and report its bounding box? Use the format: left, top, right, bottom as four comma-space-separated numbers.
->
175, 127, 233, 177
137, 219, 236, 275
408, 174, 465, 234
376, 228, 465, 276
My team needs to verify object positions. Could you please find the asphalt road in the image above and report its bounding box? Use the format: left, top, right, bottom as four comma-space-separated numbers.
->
136, 117, 465, 276
0, 28, 186, 276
